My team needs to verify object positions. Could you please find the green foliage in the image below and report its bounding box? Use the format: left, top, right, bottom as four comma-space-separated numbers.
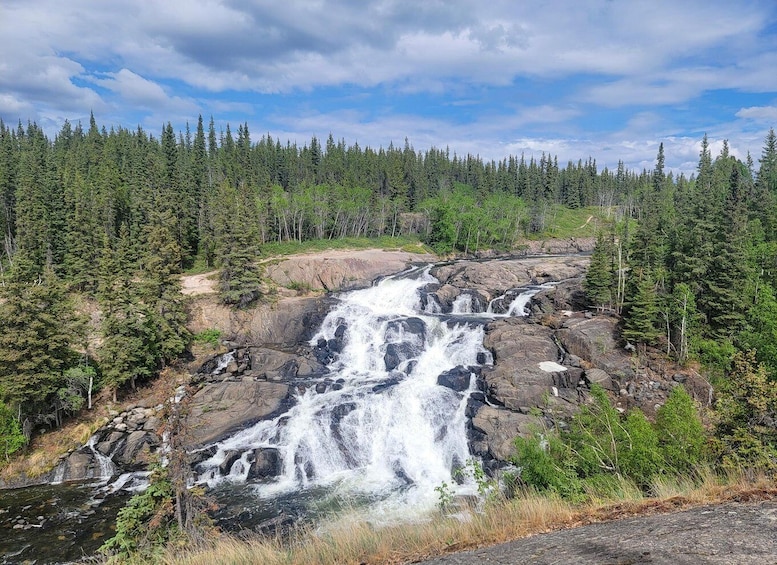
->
192, 328, 222, 347
513, 429, 584, 500
425, 200, 457, 254
713, 351, 777, 473
0, 401, 26, 461
621, 267, 661, 347
655, 385, 707, 474
101, 464, 179, 562
0, 262, 83, 422
434, 480, 454, 511
739, 282, 777, 378
514, 385, 710, 500
584, 231, 615, 309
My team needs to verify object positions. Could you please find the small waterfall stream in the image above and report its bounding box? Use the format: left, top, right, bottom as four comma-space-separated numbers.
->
195, 266, 549, 523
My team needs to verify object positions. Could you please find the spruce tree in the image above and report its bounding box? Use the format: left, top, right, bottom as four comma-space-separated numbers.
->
0, 256, 82, 420
213, 181, 263, 307
622, 267, 661, 348
584, 231, 615, 310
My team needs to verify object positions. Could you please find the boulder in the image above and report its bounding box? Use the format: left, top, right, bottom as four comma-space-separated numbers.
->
437, 366, 474, 392
557, 316, 633, 380
115, 431, 159, 467
481, 319, 562, 411
248, 448, 282, 480
384, 342, 419, 371
187, 380, 291, 448
471, 405, 540, 461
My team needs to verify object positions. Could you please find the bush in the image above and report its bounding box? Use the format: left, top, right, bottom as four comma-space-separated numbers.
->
655, 385, 707, 473
513, 428, 583, 501
512, 385, 712, 500
101, 464, 178, 561
192, 328, 222, 347
0, 401, 26, 461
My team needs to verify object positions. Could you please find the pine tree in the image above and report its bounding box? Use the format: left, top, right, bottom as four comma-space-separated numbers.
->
584, 231, 615, 310
0, 256, 82, 420
622, 267, 661, 348
214, 181, 263, 307
98, 228, 160, 399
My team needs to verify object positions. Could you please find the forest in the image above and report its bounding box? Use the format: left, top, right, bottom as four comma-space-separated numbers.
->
0, 113, 776, 473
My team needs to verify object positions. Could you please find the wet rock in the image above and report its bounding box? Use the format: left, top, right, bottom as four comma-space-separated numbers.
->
187, 380, 291, 448
219, 450, 242, 475
384, 342, 419, 371
248, 448, 282, 480
437, 366, 474, 392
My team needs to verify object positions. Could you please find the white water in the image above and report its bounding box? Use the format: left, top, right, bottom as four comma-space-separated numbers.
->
195, 266, 550, 522
86, 434, 117, 480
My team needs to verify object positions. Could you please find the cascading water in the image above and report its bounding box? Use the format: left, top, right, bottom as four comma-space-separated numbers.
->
195, 265, 550, 524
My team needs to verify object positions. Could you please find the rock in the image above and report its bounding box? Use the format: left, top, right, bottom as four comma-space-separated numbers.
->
188, 295, 333, 348
481, 319, 561, 411
59, 451, 97, 482
384, 342, 419, 371
187, 380, 291, 448
433, 256, 589, 300
115, 431, 159, 466
96, 431, 125, 456
437, 366, 474, 392
219, 450, 242, 475
471, 405, 540, 461
143, 416, 161, 432
557, 316, 634, 379
263, 250, 435, 292
672, 373, 688, 383
583, 368, 615, 390
248, 448, 282, 480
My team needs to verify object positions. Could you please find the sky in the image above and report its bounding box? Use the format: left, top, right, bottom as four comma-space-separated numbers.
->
1, 0, 776, 176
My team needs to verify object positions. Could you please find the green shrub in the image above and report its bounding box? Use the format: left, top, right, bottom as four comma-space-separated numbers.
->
512, 384, 713, 501
513, 429, 583, 500
101, 464, 179, 561
192, 328, 222, 347
0, 401, 26, 461
620, 409, 662, 487
655, 385, 707, 473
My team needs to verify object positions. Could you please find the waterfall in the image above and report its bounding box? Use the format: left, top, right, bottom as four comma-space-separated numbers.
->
195, 265, 549, 521
86, 434, 117, 480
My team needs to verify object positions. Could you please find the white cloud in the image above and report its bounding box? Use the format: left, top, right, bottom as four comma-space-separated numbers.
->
736, 106, 777, 122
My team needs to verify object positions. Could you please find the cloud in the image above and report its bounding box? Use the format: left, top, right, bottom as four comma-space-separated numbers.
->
736, 105, 777, 122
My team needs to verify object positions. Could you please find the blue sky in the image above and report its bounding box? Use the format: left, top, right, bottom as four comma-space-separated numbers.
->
1, 0, 776, 175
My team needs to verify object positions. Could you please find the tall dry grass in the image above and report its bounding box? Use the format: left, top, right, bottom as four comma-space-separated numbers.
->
163, 469, 777, 565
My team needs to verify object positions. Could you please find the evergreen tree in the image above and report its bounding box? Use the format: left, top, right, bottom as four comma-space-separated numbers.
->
213, 181, 263, 307
0, 257, 82, 421
584, 231, 615, 310
622, 267, 661, 348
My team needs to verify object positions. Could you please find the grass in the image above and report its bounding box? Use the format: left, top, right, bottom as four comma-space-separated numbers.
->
527, 205, 613, 240
159, 469, 777, 565
0, 418, 107, 481
260, 235, 432, 258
